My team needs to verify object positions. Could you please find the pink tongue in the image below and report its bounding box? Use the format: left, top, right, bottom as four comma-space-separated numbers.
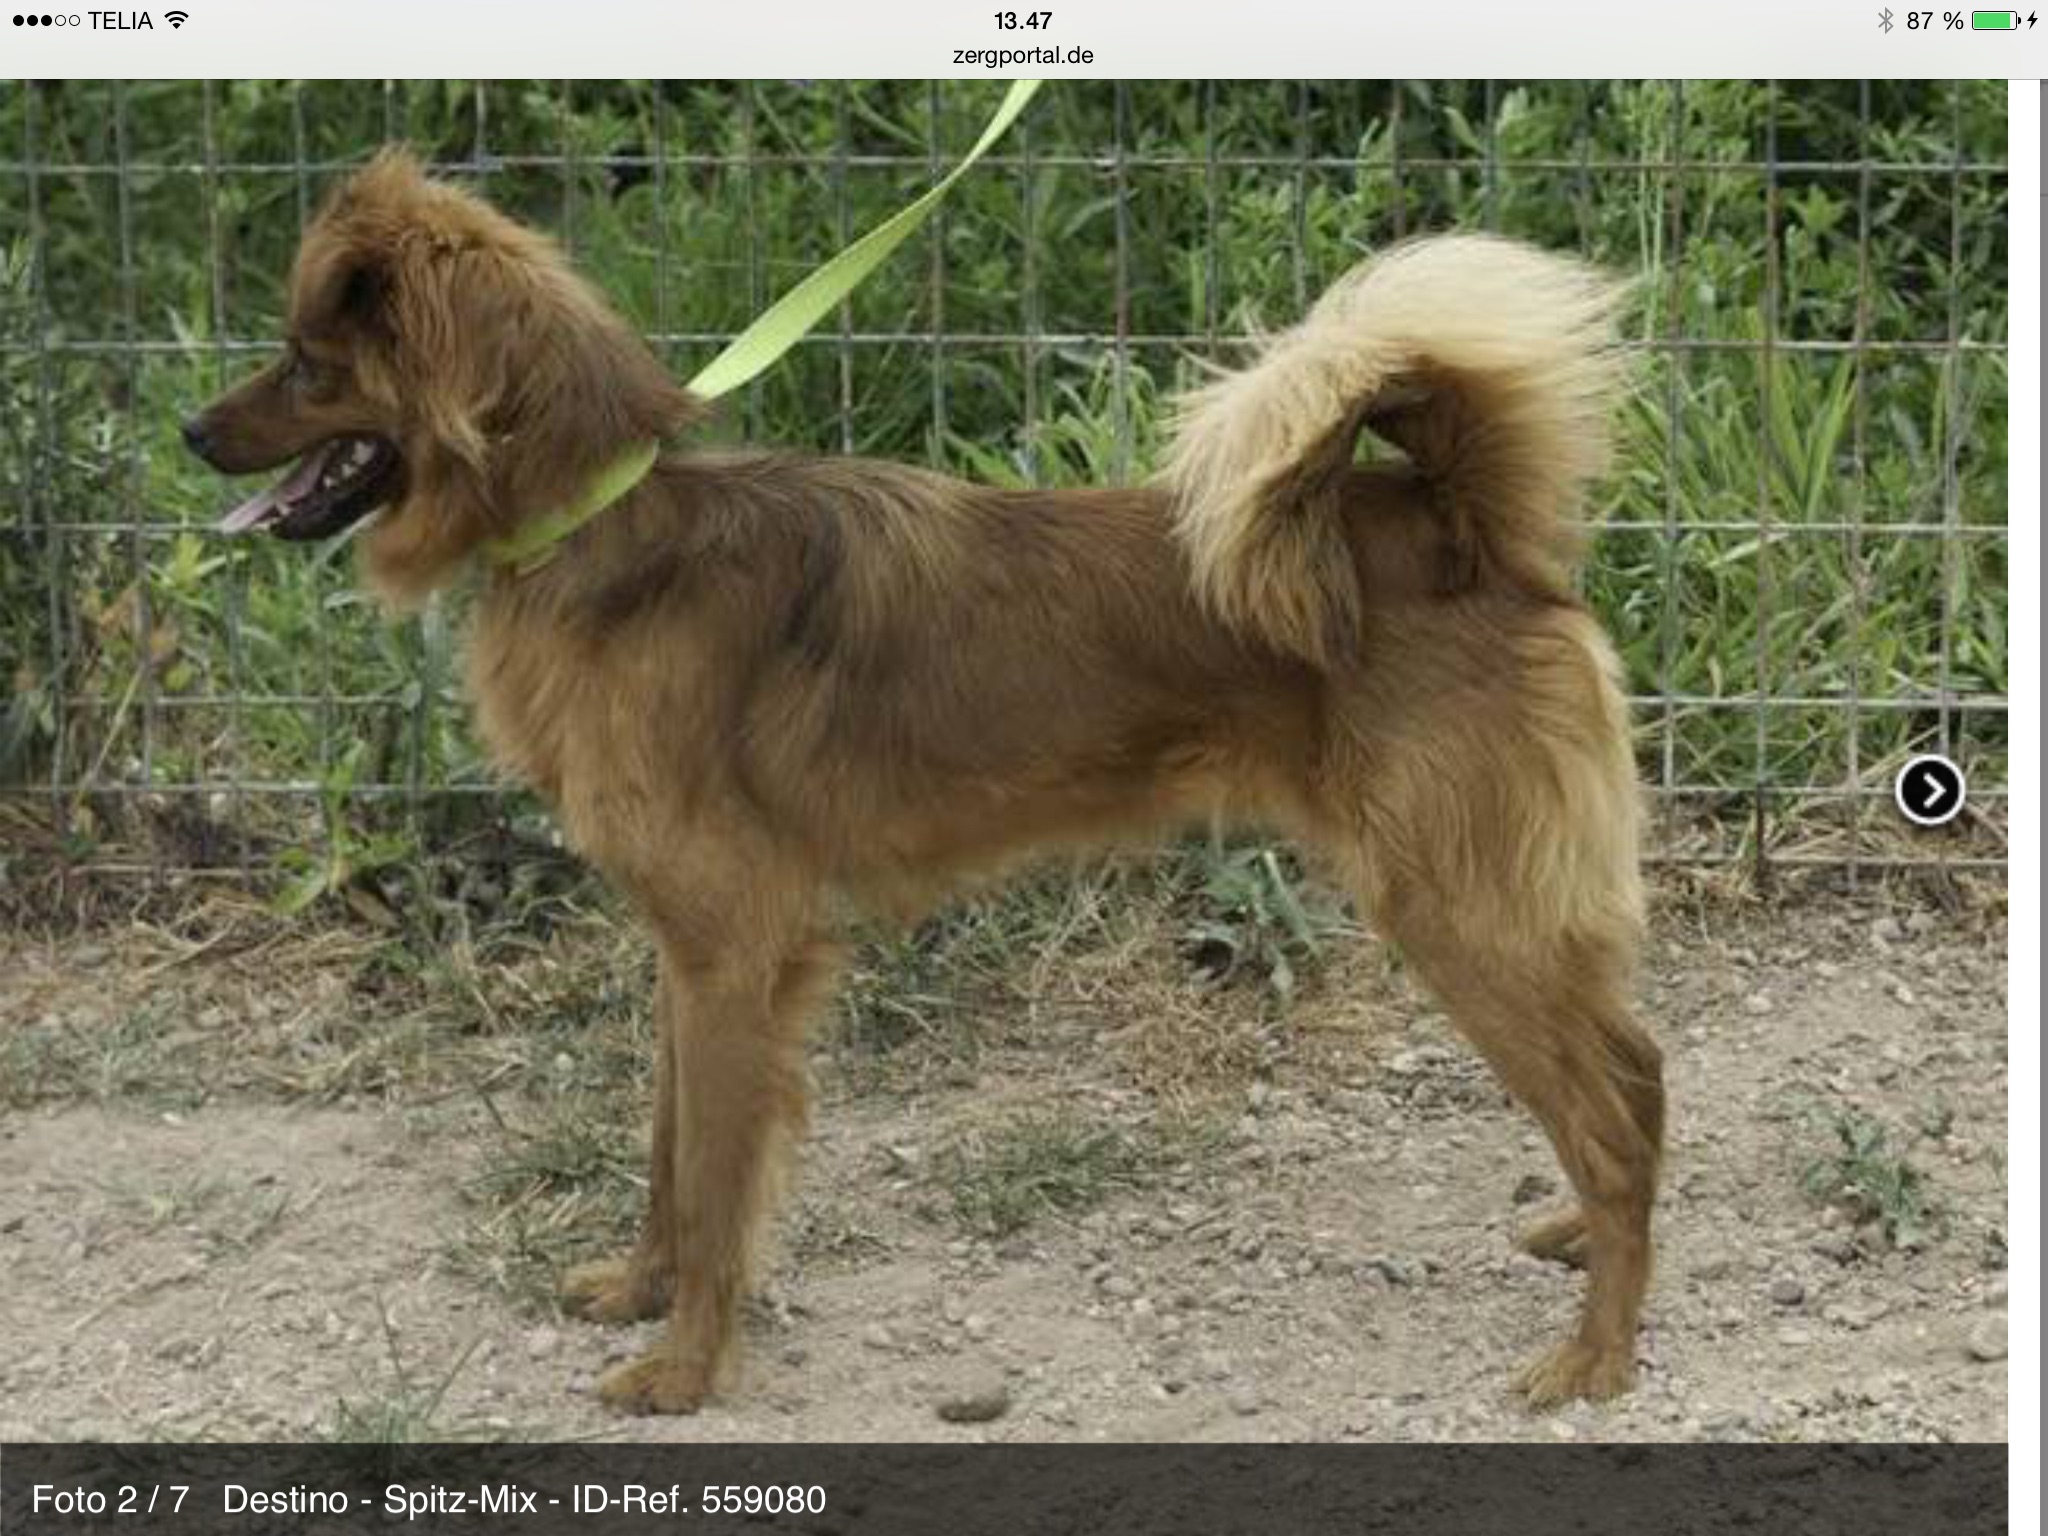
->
217, 446, 330, 534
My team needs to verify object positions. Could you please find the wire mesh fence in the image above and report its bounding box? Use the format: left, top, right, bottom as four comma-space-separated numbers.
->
0, 81, 2010, 907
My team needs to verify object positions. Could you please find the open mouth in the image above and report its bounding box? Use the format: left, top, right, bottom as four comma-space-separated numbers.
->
216, 433, 404, 542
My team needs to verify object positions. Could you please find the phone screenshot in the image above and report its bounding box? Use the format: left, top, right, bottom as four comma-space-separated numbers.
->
0, 6, 2029, 1534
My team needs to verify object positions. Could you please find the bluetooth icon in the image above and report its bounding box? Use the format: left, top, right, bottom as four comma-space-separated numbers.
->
1879, 5, 1894, 27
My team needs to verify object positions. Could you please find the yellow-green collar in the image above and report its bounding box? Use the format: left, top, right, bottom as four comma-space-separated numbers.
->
482, 439, 661, 576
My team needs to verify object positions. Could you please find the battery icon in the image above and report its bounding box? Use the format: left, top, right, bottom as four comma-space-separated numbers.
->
1971, 9, 2019, 25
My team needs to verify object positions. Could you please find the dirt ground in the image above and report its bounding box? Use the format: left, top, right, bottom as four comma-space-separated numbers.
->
0, 881, 2007, 1443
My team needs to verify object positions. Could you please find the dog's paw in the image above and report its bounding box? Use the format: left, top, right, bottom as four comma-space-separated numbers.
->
1511, 1340, 1634, 1408
1516, 1208, 1590, 1270
597, 1352, 713, 1416
559, 1255, 669, 1324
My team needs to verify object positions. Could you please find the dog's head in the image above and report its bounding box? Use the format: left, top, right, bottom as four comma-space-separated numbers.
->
185, 148, 698, 604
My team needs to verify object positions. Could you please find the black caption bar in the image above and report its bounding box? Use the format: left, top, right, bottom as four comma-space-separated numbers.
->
0, 1443, 2008, 1535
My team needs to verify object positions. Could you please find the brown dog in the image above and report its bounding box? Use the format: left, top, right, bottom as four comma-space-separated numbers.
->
186, 148, 1663, 1415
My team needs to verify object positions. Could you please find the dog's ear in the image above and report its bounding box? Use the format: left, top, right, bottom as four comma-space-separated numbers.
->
292, 146, 432, 339
387, 245, 509, 471
294, 240, 391, 340
381, 231, 701, 509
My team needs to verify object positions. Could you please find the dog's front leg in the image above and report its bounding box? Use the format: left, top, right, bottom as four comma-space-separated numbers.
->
597, 939, 816, 1415
560, 970, 681, 1323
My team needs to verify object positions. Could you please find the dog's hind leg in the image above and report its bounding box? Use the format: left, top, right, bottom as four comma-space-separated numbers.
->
1331, 611, 1663, 1405
1385, 920, 1663, 1405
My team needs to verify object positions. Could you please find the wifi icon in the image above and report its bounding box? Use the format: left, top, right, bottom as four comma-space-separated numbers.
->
164, 7, 188, 23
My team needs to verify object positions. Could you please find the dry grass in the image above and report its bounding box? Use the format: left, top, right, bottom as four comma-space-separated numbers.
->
926, 1105, 1224, 1237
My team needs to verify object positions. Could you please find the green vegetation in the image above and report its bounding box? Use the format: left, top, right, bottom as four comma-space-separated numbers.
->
318, 1306, 491, 1442
1801, 1106, 1944, 1250
3, 81, 2009, 898
1179, 841, 1353, 1003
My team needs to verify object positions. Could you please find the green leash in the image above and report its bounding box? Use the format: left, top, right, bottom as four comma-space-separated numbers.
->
485, 79, 1044, 575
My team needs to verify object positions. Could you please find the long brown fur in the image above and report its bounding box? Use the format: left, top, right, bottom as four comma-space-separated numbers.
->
189, 148, 1665, 1415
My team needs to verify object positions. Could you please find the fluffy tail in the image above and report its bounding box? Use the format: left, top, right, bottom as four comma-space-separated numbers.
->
1161, 234, 1629, 664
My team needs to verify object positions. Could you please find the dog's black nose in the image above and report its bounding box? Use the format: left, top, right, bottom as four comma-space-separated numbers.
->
180, 416, 214, 461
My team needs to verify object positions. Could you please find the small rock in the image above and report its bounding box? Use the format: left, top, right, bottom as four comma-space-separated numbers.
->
525, 1326, 560, 1360
861, 1323, 896, 1352
1871, 915, 1905, 947
935, 1375, 1011, 1424
1824, 1301, 1887, 1330
1857, 1372, 1898, 1406
1226, 1384, 1262, 1417
1511, 1173, 1557, 1207
1769, 1275, 1807, 1308
1810, 1233, 1860, 1265
1743, 992, 1773, 1017
1965, 1316, 2006, 1363
1361, 1255, 1422, 1288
